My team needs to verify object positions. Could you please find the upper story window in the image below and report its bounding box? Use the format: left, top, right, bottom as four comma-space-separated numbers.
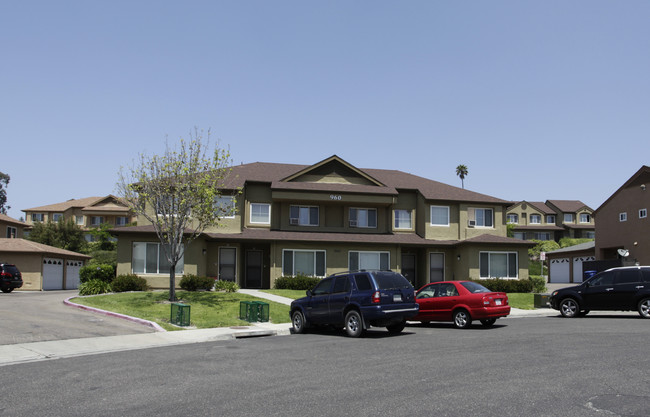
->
115, 216, 129, 226
620, 212, 628, 222
394, 209, 412, 229
215, 196, 236, 219
349, 208, 377, 228
250, 203, 271, 224
564, 213, 574, 223
469, 208, 493, 228
640, 208, 647, 219
546, 215, 555, 224
430, 206, 449, 227
506, 214, 518, 224
290, 205, 319, 226
535, 232, 551, 240
579, 213, 591, 223
513, 232, 526, 240
52, 213, 63, 222
91, 216, 104, 226
75, 215, 85, 226
6, 226, 17, 238
32, 213, 44, 222
530, 214, 541, 224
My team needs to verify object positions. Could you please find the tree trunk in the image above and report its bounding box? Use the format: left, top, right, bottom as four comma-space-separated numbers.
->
169, 266, 176, 302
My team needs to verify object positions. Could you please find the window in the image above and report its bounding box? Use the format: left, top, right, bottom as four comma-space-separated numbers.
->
585, 231, 595, 239
91, 216, 104, 226
282, 250, 326, 277
349, 208, 377, 228
479, 252, 518, 279
546, 215, 555, 224
469, 208, 493, 227
75, 215, 84, 226
311, 278, 333, 295
215, 196, 236, 219
115, 216, 128, 226
219, 247, 236, 281
349, 251, 389, 271
290, 205, 319, 226
430, 206, 449, 226
154, 195, 175, 215
513, 232, 526, 240
530, 214, 541, 224
580, 213, 591, 223
53, 213, 63, 222
535, 232, 551, 240
132, 242, 184, 274
6, 226, 17, 238
640, 209, 647, 219
620, 212, 628, 222
32, 213, 44, 222
506, 214, 518, 224
250, 203, 270, 224
564, 213, 574, 223
394, 209, 412, 229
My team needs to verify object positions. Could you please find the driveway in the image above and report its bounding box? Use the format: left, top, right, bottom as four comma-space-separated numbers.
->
0, 290, 155, 345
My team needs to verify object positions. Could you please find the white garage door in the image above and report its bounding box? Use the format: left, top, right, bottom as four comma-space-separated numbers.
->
573, 256, 596, 283
65, 260, 83, 289
43, 258, 64, 290
550, 258, 571, 283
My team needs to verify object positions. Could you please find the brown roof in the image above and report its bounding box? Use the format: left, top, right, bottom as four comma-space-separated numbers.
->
23, 196, 106, 212
0, 238, 91, 259
459, 234, 536, 246
0, 214, 26, 227
547, 200, 591, 213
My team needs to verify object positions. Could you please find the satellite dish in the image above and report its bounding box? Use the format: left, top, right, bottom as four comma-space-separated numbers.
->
617, 249, 629, 258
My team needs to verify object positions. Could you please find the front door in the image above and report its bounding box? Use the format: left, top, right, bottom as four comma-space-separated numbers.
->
401, 254, 416, 286
245, 250, 263, 288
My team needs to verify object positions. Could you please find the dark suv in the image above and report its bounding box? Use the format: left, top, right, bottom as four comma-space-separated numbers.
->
549, 266, 650, 318
290, 270, 419, 337
0, 264, 23, 293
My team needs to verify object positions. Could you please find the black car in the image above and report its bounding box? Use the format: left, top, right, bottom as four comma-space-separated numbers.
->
290, 270, 419, 337
549, 266, 650, 318
0, 264, 23, 293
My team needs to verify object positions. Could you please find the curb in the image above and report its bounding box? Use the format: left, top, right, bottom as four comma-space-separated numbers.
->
64, 296, 167, 332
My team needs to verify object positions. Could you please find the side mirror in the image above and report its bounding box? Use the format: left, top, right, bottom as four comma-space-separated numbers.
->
306, 290, 312, 297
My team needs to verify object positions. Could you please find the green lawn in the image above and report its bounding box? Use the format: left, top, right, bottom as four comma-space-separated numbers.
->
71, 291, 291, 331
261, 289, 307, 299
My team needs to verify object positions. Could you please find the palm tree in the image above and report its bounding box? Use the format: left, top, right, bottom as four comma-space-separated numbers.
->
456, 164, 468, 189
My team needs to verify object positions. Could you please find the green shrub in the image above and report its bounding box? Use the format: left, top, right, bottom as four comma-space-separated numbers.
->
529, 260, 542, 275
475, 278, 534, 293
112, 274, 150, 292
78, 279, 112, 295
79, 264, 115, 283
274, 274, 322, 290
179, 274, 215, 291
529, 275, 547, 293
214, 280, 239, 293
559, 238, 594, 248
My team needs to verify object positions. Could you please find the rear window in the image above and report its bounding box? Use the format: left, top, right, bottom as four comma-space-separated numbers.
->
461, 281, 491, 293
2, 265, 19, 275
372, 272, 413, 290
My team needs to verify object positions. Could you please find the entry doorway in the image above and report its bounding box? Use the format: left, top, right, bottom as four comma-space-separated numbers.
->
245, 250, 263, 288
401, 254, 416, 286
429, 253, 445, 282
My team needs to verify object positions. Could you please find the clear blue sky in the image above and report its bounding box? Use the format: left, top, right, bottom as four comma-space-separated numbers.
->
2, 1, 649, 220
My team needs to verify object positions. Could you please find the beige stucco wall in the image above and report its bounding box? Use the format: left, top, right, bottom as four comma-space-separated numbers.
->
0, 253, 43, 290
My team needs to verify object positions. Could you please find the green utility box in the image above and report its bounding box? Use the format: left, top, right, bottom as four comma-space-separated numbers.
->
253, 301, 270, 322
239, 301, 270, 322
534, 293, 550, 308
171, 303, 191, 326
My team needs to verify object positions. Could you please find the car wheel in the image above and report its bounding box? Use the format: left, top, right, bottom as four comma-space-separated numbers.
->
453, 309, 472, 329
386, 320, 406, 334
291, 310, 307, 334
559, 298, 579, 318
344, 310, 364, 338
480, 318, 497, 327
638, 298, 650, 319
1, 288, 12, 293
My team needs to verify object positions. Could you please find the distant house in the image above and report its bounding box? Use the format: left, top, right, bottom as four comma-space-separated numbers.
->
23, 195, 135, 241
113, 155, 534, 290
594, 165, 650, 265
0, 238, 91, 290
507, 200, 595, 242
0, 213, 28, 239
546, 241, 596, 284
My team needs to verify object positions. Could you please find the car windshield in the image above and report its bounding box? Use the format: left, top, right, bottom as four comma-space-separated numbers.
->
373, 272, 413, 290
461, 281, 491, 293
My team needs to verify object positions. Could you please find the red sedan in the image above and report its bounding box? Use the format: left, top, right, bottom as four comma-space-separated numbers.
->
411, 281, 510, 328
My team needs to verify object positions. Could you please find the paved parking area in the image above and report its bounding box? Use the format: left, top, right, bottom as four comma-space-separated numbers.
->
0, 290, 155, 345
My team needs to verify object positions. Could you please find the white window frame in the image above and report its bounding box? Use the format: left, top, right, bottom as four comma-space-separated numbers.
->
546, 215, 555, 224
430, 205, 450, 227
290, 205, 319, 226
282, 249, 326, 277
620, 212, 627, 222
579, 213, 591, 223
479, 251, 518, 279
52, 213, 63, 222
394, 209, 412, 229
530, 214, 541, 224
564, 213, 574, 223
348, 251, 390, 271
506, 214, 518, 224
250, 203, 271, 224
32, 213, 44, 222
75, 215, 85, 226
131, 242, 184, 275
215, 196, 237, 219
640, 208, 647, 219
349, 208, 377, 228
469, 207, 494, 228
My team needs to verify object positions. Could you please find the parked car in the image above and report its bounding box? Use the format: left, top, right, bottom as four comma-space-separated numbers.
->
549, 266, 650, 318
290, 270, 419, 337
0, 264, 23, 293
411, 281, 510, 329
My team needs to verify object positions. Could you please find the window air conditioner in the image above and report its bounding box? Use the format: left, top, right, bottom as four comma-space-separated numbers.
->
290, 218, 299, 225
349, 220, 358, 227
468, 220, 476, 227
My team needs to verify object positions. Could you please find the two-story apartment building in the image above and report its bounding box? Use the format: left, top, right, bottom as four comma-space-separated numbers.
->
114, 156, 533, 289
594, 165, 650, 265
507, 200, 595, 242
23, 195, 135, 241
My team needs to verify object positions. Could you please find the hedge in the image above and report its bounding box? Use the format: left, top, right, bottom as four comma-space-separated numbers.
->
474, 278, 534, 293
111, 274, 150, 292
274, 274, 321, 290
179, 274, 215, 291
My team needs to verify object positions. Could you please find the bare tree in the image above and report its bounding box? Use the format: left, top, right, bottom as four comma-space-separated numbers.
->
116, 128, 236, 301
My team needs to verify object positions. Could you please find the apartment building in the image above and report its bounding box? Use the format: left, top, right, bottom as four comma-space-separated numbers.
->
507, 200, 595, 242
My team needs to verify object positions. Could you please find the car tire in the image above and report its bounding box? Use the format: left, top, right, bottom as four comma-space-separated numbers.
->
453, 309, 472, 329
638, 298, 650, 319
559, 298, 579, 318
1, 288, 12, 293
344, 310, 364, 338
480, 318, 497, 327
291, 310, 307, 334
386, 320, 406, 334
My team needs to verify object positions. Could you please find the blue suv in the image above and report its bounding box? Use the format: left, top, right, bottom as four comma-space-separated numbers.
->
290, 270, 419, 337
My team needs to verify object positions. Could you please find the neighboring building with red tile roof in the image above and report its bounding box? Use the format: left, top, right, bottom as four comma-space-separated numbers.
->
114, 155, 533, 289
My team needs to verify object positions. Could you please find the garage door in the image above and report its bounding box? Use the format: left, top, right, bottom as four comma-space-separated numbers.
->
573, 256, 596, 283
65, 260, 83, 289
550, 258, 570, 283
43, 258, 64, 290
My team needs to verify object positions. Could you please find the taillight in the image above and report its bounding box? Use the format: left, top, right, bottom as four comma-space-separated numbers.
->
0, 272, 10, 278
372, 291, 381, 304
483, 296, 491, 306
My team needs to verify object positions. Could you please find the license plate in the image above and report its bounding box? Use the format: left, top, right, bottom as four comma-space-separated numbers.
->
393, 294, 402, 302
495, 299, 502, 306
